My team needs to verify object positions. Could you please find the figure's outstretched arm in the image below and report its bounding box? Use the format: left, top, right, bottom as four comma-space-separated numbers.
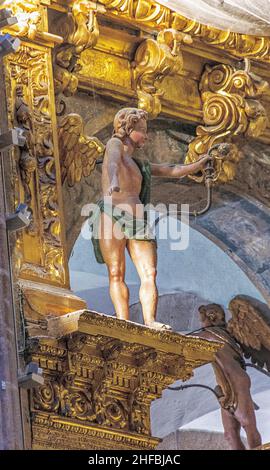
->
150, 154, 211, 178
104, 138, 123, 195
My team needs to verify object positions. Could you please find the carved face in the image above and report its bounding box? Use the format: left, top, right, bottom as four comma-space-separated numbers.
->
198, 304, 226, 327
113, 108, 148, 143
129, 118, 148, 148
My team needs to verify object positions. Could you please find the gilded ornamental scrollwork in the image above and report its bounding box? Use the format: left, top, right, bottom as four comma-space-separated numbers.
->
97, 0, 270, 62
185, 62, 269, 183
100, 0, 171, 28
53, 0, 104, 98
172, 13, 270, 62
1, 0, 62, 44
132, 28, 192, 118
1, 0, 44, 40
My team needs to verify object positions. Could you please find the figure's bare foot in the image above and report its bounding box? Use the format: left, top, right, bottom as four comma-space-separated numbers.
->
146, 321, 172, 331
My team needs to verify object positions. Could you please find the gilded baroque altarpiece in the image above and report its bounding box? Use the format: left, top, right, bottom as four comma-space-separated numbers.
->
1, 0, 270, 449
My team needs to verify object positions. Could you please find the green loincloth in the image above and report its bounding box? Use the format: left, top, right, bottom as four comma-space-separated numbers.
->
89, 158, 156, 264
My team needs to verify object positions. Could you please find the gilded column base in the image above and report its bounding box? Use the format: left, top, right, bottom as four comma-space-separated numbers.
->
32, 413, 160, 450
25, 310, 221, 450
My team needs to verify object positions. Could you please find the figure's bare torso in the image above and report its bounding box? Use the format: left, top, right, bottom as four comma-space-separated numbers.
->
102, 138, 144, 217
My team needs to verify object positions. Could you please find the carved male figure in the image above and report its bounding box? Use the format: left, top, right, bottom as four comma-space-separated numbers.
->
90, 107, 210, 329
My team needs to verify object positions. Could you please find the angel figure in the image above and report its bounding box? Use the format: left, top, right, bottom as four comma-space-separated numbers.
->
88, 107, 211, 330
196, 295, 270, 450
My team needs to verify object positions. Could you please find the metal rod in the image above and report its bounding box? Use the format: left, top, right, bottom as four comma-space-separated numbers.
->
168, 383, 221, 401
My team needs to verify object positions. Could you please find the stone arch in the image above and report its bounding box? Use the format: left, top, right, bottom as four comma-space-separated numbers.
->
151, 180, 270, 304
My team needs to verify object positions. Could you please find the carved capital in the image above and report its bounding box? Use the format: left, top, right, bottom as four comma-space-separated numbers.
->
27, 311, 221, 449
1, 0, 42, 40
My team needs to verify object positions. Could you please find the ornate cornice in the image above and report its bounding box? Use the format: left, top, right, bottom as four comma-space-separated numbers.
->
94, 0, 270, 63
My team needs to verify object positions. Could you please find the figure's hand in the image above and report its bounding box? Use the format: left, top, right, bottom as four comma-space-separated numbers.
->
197, 154, 213, 168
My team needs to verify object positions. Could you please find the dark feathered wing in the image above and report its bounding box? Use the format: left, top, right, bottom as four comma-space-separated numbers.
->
228, 295, 270, 371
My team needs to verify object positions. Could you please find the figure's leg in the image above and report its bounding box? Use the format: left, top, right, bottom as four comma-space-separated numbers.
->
233, 372, 262, 449
221, 408, 246, 450
99, 213, 129, 320
127, 239, 171, 329
224, 364, 262, 449
241, 409, 262, 450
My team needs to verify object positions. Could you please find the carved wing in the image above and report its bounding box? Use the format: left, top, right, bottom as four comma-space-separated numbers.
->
228, 295, 270, 371
58, 113, 105, 187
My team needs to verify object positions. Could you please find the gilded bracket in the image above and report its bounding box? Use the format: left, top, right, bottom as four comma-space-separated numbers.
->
185, 61, 269, 183
132, 28, 192, 118
53, 0, 104, 97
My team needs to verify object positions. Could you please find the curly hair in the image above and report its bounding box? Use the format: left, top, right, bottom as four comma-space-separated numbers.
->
112, 107, 148, 140
198, 304, 226, 326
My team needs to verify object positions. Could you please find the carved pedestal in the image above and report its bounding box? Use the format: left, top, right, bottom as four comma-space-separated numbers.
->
26, 310, 221, 450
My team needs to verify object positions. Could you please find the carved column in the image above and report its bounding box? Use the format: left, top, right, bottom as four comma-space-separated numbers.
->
0, 58, 23, 450
1, 3, 87, 334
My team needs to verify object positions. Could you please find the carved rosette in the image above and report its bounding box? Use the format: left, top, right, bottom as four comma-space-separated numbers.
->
132, 28, 192, 118
185, 63, 269, 183
4, 45, 67, 285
